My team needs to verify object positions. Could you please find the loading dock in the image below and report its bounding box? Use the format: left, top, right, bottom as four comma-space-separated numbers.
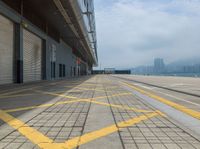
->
23, 29, 42, 82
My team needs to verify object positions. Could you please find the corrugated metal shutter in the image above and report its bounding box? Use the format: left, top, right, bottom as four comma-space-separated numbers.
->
23, 29, 42, 82
0, 15, 14, 85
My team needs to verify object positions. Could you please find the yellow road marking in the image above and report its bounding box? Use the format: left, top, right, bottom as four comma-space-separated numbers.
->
72, 87, 115, 93
65, 85, 80, 88
71, 87, 101, 91
36, 90, 131, 101
88, 100, 153, 113
4, 93, 134, 113
122, 82, 200, 120
0, 86, 38, 96
94, 92, 132, 100
0, 94, 34, 99
34, 90, 78, 99
4, 99, 87, 113
0, 110, 54, 148
0, 109, 159, 149
77, 84, 101, 86
64, 86, 118, 91
65, 112, 159, 149
83, 83, 113, 86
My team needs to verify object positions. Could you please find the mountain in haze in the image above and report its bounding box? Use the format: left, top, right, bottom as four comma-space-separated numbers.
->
167, 57, 200, 67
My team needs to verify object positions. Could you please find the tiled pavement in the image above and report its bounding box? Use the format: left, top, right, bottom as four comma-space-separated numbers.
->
0, 75, 200, 149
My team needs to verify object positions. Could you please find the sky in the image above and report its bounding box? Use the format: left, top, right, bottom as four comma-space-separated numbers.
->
94, 0, 200, 69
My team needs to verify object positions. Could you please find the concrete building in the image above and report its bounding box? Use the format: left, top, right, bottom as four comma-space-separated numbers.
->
154, 58, 165, 73
0, 0, 98, 85
104, 68, 115, 74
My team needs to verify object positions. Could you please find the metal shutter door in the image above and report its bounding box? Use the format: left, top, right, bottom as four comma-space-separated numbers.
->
23, 29, 42, 82
0, 15, 14, 85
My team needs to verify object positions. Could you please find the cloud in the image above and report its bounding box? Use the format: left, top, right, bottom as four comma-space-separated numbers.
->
94, 0, 200, 68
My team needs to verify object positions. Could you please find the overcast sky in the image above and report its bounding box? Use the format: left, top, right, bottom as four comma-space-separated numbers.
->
94, 0, 200, 69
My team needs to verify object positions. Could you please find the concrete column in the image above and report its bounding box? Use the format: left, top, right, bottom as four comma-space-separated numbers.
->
42, 39, 46, 80
14, 23, 23, 83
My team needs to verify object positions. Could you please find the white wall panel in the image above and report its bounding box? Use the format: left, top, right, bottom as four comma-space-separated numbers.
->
23, 29, 42, 82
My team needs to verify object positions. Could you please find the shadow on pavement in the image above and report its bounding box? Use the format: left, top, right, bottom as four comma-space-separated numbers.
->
0, 75, 95, 126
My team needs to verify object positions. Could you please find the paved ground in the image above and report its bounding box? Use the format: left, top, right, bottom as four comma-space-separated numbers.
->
115, 75, 200, 96
0, 75, 200, 149
114, 75, 200, 113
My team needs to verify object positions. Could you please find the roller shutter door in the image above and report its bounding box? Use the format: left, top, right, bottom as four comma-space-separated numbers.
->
23, 29, 42, 82
0, 15, 14, 85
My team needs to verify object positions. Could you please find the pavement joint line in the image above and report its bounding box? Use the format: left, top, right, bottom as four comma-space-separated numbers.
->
0, 109, 160, 149
122, 81, 200, 120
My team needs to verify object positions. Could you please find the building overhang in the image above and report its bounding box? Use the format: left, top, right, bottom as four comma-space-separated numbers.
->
2, 0, 98, 66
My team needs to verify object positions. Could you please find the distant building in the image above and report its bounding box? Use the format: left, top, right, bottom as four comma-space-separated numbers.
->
132, 58, 200, 77
92, 69, 131, 74
154, 58, 165, 73
104, 68, 115, 74
132, 66, 154, 75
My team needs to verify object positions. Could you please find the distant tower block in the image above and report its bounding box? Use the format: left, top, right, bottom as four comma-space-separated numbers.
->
154, 58, 165, 73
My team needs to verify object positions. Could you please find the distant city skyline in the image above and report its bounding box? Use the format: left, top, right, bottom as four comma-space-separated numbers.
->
132, 57, 200, 76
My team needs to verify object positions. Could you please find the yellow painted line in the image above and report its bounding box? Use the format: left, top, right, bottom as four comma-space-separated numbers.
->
88, 100, 153, 113
94, 92, 132, 100
73, 87, 115, 93
65, 86, 99, 90
73, 85, 119, 90
0, 94, 34, 99
0, 86, 38, 96
77, 83, 100, 86
0, 110, 54, 148
34, 90, 77, 99
65, 112, 159, 149
103, 86, 120, 89
122, 82, 200, 120
6, 109, 157, 149
4, 93, 136, 113
83, 82, 113, 86
72, 87, 98, 91
64, 85, 79, 88
37, 90, 131, 101
4, 99, 87, 113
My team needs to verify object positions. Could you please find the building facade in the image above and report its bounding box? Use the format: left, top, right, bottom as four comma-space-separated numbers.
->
0, 0, 98, 85
154, 58, 165, 73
